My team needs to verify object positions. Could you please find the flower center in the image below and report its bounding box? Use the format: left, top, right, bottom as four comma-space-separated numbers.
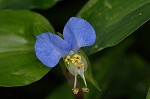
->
65, 54, 84, 69
65, 50, 89, 94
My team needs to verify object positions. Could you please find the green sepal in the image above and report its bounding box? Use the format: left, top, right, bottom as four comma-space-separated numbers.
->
79, 50, 101, 91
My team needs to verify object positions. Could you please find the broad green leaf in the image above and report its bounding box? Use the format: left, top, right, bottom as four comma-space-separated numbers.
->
78, 0, 150, 55
147, 87, 150, 99
0, 0, 59, 9
0, 10, 54, 86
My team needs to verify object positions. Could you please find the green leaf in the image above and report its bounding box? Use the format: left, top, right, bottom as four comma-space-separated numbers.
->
77, 0, 150, 55
0, 0, 59, 9
0, 10, 54, 86
146, 87, 150, 99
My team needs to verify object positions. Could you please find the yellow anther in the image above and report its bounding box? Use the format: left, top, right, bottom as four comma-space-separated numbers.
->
74, 54, 81, 62
72, 88, 79, 94
65, 56, 71, 64
82, 87, 89, 93
80, 63, 84, 68
71, 58, 78, 64
76, 63, 84, 69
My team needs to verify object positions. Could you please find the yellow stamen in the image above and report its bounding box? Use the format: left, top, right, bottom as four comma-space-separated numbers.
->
74, 54, 81, 62
66, 51, 89, 94
76, 63, 84, 69
65, 55, 71, 64
70, 54, 84, 69
71, 58, 78, 64
79, 63, 84, 68
82, 87, 89, 93
72, 88, 79, 94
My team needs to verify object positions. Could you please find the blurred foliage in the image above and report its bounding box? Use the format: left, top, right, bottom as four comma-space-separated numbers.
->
0, 0, 149, 99
146, 87, 150, 99
85, 35, 150, 99
46, 82, 74, 99
0, 0, 59, 9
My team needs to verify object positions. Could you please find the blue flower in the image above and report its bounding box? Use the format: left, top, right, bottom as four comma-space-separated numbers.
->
35, 17, 96, 94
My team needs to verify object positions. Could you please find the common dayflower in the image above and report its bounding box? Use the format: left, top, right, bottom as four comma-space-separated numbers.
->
35, 17, 96, 94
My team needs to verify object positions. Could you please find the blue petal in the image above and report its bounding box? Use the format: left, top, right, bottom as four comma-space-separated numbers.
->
35, 33, 71, 67
63, 17, 96, 51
